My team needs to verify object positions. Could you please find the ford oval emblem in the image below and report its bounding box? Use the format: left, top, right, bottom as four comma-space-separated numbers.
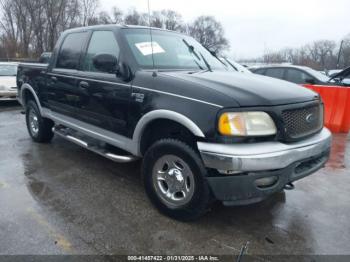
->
306, 113, 316, 124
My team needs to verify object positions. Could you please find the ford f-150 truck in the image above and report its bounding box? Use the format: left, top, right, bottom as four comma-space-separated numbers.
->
17, 25, 331, 221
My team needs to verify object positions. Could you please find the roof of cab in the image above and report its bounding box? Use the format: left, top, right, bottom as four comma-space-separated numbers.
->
251, 64, 310, 70
63, 24, 177, 34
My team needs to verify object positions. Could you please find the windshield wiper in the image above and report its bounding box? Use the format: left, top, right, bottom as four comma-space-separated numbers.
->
183, 39, 200, 59
199, 52, 212, 72
182, 39, 211, 71
193, 60, 204, 70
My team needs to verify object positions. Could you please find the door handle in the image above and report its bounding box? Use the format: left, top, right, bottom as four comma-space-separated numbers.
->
79, 81, 89, 89
51, 76, 57, 82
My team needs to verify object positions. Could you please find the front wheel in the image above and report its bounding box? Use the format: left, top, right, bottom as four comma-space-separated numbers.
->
25, 100, 54, 143
142, 139, 212, 221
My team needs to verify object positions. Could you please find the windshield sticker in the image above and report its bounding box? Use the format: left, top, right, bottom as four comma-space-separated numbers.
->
135, 42, 165, 56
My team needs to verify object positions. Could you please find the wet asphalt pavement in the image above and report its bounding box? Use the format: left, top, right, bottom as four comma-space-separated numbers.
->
0, 101, 349, 258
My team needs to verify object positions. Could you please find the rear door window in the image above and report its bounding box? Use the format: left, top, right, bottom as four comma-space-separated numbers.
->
265, 68, 285, 80
83, 31, 120, 72
253, 68, 266, 75
285, 69, 310, 84
56, 32, 89, 70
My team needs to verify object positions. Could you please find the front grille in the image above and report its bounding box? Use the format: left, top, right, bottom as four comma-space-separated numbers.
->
282, 104, 323, 140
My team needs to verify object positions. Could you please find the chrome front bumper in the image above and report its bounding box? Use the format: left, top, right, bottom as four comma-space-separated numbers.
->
198, 128, 332, 172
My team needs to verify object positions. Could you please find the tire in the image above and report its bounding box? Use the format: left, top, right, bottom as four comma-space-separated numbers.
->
25, 100, 54, 143
142, 139, 212, 221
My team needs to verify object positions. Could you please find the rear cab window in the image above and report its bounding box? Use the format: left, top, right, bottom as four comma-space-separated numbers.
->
56, 32, 89, 70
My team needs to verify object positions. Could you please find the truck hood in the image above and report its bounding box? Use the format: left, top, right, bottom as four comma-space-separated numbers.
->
162, 71, 319, 107
0, 76, 16, 89
330, 66, 350, 82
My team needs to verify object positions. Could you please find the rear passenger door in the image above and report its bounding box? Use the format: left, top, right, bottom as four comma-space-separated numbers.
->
78, 30, 131, 136
264, 68, 286, 80
285, 68, 315, 85
47, 31, 89, 118
253, 68, 266, 75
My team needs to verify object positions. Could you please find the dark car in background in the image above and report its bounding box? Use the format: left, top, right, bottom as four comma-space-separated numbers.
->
251, 65, 331, 85
251, 65, 350, 87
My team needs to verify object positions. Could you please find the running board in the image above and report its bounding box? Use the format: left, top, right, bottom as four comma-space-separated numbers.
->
53, 126, 138, 163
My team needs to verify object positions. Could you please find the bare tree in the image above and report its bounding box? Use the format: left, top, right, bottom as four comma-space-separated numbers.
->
124, 9, 147, 26
13, 0, 33, 57
340, 34, 350, 68
307, 40, 336, 69
249, 38, 344, 70
151, 11, 163, 28
161, 9, 184, 32
45, 0, 81, 51
81, 0, 98, 26
189, 16, 229, 54
97, 11, 112, 24
0, 2, 233, 59
111, 7, 123, 24
24, 0, 46, 55
0, 0, 19, 58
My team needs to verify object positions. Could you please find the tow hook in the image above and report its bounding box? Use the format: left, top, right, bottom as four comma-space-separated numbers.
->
284, 182, 295, 190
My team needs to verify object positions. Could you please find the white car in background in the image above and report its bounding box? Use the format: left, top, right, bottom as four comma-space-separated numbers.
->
0, 62, 18, 100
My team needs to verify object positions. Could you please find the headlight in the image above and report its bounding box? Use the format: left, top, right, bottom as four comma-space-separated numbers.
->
218, 112, 277, 136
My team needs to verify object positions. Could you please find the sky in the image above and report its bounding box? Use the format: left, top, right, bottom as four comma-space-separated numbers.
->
100, 0, 349, 59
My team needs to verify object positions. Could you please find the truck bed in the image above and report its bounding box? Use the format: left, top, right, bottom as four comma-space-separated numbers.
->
16, 62, 49, 105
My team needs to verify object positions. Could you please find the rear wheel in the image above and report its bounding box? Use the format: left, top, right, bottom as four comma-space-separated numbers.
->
143, 139, 211, 221
25, 100, 54, 143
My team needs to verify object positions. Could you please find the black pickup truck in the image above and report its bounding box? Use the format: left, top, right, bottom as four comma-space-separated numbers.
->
17, 25, 331, 220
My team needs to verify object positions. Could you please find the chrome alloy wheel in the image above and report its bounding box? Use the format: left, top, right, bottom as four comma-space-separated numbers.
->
152, 154, 195, 208
28, 108, 39, 136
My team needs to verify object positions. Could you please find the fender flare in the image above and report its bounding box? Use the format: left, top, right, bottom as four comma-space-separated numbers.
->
132, 109, 205, 155
20, 84, 43, 115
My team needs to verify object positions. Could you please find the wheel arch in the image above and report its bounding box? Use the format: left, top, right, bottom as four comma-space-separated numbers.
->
133, 110, 205, 156
20, 84, 43, 115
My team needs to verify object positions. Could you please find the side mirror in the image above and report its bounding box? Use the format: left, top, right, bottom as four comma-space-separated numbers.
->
92, 53, 118, 73
305, 78, 316, 85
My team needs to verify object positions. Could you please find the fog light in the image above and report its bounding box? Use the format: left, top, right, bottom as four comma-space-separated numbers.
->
254, 176, 278, 188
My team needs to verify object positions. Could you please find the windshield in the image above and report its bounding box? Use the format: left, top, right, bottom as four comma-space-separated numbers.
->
303, 67, 330, 82
218, 58, 237, 71
0, 64, 17, 76
122, 29, 227, 71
